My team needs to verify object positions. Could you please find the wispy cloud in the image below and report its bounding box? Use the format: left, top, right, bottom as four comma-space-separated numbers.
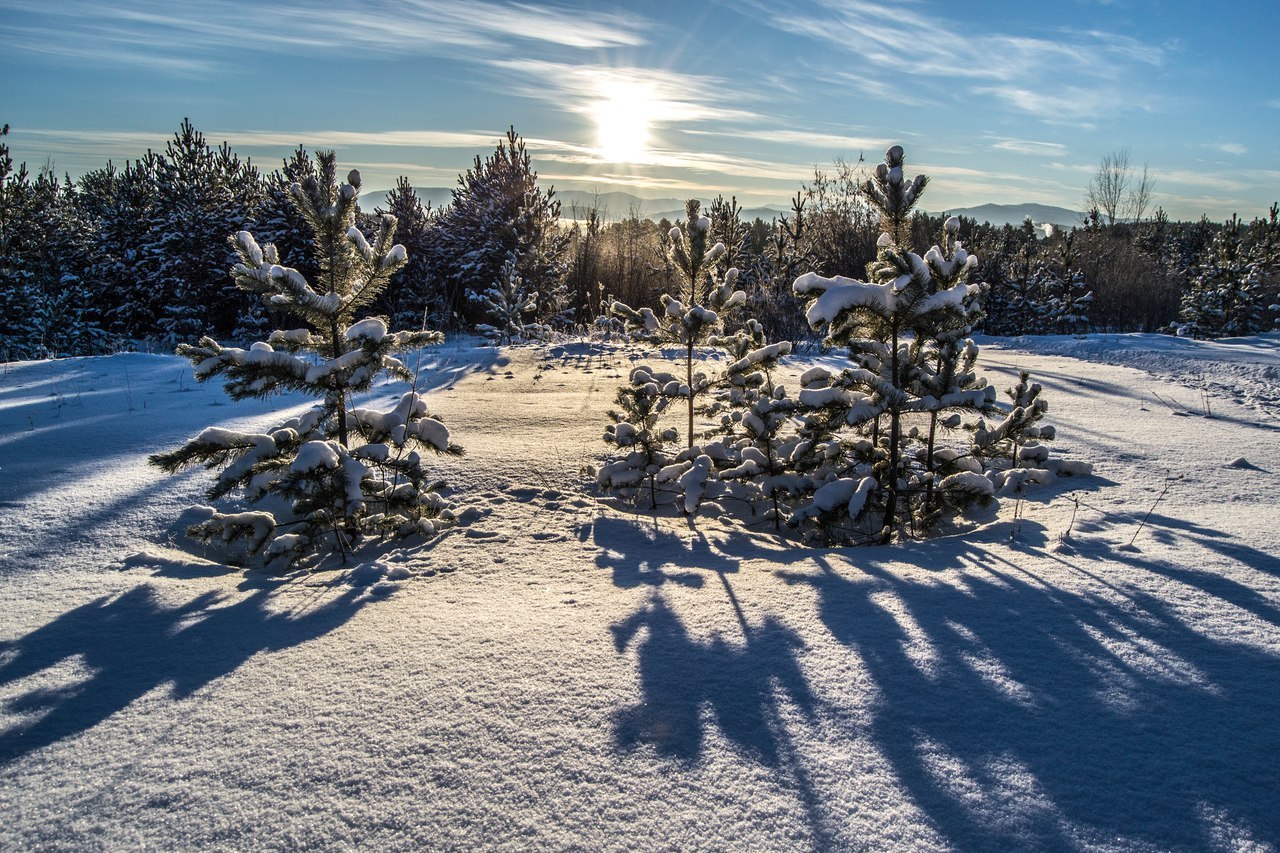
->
687, 128, 894, 153
992, 139, 1070, 157
1212, 143, 1248, 156
19, 127, 509, 151
0, 0, 648, 73
485, 60, 761, 126
744, 0, 1167, 122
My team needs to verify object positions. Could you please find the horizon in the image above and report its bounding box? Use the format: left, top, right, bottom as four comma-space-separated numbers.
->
2, 0, 1278, 221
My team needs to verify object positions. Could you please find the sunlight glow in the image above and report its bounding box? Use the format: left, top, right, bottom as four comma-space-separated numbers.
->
594, 81, 653, 163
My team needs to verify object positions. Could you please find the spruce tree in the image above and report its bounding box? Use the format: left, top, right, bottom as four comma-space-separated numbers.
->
150, 153, 459, 569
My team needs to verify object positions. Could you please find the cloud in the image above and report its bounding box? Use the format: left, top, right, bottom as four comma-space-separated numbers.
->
705, 128, 896, 153
992, 139, 1069, 157
19, 126, 509, 151
1212, 143, 1248, 156
484, 60, 761, 126
973, 85, 1117, 124
743, 0, 1167, 121
0, 0, 649, 73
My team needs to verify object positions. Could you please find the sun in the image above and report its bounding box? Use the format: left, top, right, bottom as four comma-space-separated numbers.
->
594, 82, 653, 163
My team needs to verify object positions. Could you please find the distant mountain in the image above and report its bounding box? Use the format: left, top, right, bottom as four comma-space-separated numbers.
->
940, 203, 1083, 230
361, 185, 1079, 230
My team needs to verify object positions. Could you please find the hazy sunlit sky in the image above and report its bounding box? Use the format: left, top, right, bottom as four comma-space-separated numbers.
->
2, 0, 1277, 220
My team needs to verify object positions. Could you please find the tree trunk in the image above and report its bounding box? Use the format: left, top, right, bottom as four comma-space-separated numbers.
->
686, 341, 695, 449
881, 325, 901, 544
331, 320, 348, 447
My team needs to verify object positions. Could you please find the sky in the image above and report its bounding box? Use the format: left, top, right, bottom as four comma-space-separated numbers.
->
1, 0, 1278, 221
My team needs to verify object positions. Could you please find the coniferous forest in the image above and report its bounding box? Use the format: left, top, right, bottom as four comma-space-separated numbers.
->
2, 119, 1277, 362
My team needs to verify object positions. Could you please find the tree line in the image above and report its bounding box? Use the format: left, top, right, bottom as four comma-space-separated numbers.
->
1, 120, 1277, 361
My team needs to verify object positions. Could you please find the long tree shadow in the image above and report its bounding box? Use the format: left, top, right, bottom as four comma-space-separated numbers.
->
610, 591, 817, 764
0, 580, 365, 765
591, 516, 743, 588
609, 588, 835, 845
781, 555, 1280, 849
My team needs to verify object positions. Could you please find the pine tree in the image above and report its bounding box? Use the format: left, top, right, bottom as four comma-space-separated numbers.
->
971, 371, 1085, 496
0, 127, 107, 358
1179, 215, 1269, 338
146, 119, 264, 343
0, 124, 40, 359
1172, 212, 1274, 338
430, 127, 568, 327
470, 255, 545, 343
376, 176, 438, 329
738, 193, 813, 345
603, 200, 792, 516
78, 154, 161, 339
712, 322, 800, 529
793, 146, 993, 543
150, 153, 459, 569
598, 366, 684, 509
610, 199, 749, 449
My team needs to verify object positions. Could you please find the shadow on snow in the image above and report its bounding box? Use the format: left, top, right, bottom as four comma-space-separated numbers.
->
0, 580, 365, 765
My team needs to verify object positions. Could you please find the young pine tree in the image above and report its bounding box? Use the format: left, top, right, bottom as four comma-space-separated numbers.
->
610, 199, 749, 449
150, 153, 460, 569
793, 146, 993, 543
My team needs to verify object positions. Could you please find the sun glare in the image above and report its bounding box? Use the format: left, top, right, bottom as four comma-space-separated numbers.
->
594, 82, 653, 163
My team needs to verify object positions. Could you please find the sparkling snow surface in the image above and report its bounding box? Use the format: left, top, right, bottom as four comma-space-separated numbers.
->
1, 335, 1278, 850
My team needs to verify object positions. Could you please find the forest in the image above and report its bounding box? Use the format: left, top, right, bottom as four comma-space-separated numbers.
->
1, 119, 1278, 362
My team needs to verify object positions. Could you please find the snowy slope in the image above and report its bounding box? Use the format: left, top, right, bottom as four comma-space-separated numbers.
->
1, 336, 1278, 851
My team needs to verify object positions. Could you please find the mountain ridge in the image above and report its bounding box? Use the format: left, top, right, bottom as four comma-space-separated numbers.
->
365, 186, 1081, 229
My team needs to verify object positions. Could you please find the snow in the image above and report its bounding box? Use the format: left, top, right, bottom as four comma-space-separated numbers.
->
2, 335, 1279, 850
291, 440, 340, 472
344, 317, 387, 344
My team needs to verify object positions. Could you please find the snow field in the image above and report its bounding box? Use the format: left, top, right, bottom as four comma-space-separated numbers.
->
1, 335, 1278, 850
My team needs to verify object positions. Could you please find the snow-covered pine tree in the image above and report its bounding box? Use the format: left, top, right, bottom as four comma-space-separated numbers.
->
1047, 232, 1093, 334
376, 176, 438, 330
712, 320, 799, 529
470, 255, 545, 343
598, 366, 683, 509
1179, 214, 1271, 338
708, 194, 750, 274
256, 146, 321, 282
78, 154, 161, 340
793, 146, 993, 544
0, 128, 107, 359
150, 153, 460, 569
971, 370, 1090, 495
610, 199, 748, 449
146, 119, 264, 343
0, 125, 41, 359
430, 127, 568, 327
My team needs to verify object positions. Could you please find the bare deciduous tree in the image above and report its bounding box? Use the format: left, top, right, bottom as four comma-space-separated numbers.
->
1128, 162, 1158, 224
1086, 148, 1131, 226
1085, 147, 1158, 225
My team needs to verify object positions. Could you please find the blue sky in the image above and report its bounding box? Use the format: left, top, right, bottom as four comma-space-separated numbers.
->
2, 0, 1277, 220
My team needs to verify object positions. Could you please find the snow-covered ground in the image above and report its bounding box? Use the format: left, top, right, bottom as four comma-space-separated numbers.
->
1, 334, 1278, 851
